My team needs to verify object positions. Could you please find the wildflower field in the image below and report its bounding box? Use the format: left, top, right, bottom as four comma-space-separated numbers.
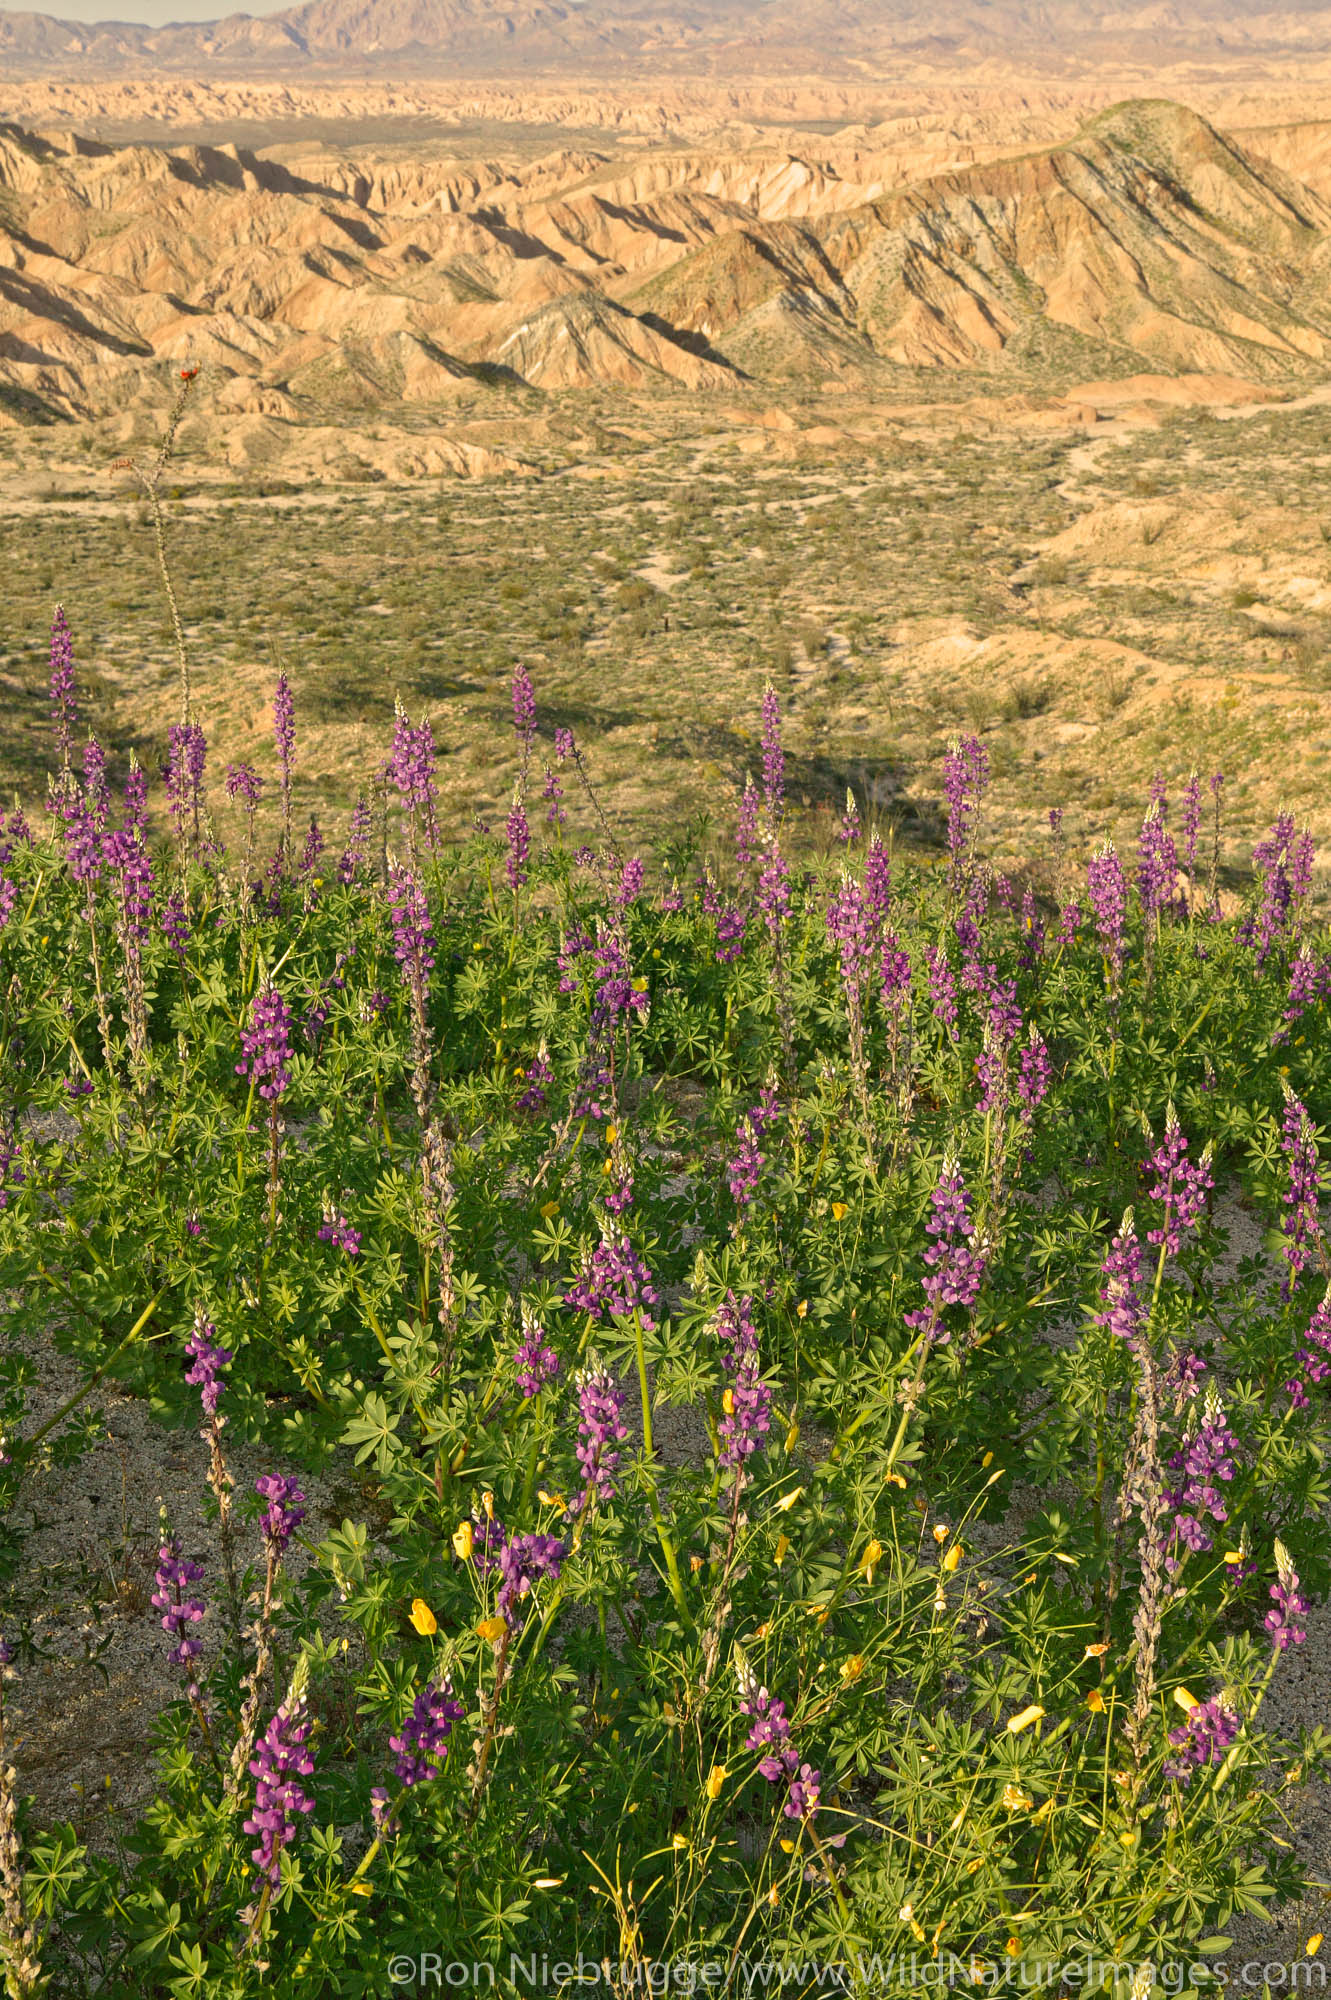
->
2, 550, 1331, 1997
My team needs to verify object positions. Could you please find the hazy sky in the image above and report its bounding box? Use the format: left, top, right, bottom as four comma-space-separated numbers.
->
4, 0, 291, 21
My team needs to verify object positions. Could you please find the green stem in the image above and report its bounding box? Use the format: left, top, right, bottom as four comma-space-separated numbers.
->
632, 1309, 693, 1635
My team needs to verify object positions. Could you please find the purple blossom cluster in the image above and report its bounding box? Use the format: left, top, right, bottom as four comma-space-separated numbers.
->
244, 1700, 315, 1885
236, 988, 294, 1101
925, 944, 958, 1041
1266, 1545, 1309, 1651
942, 735, 989, 897
1165, 1390, 1239, 1563
1242, 813, 1314, 967
1136, 790, 1179, 925
388, 1682, 465, 1788
388, 868, 435, 983
716, 1292, 772, 1475
1087, 844, 1128, 994
1280, 1087, 1324, 1295
317, 1211, 361, 1256
715, 905, 747, 963
738, 1663, 820, 1821
1145, 1112, 1213, 1257
1163, 1696, 1238, 1785
569, 1362, 630, 1516
904, 1157, 988, 1344
1286, 1290, 1331, 1407
1096, 1217, 1146, 1355
591, 926, 648, 1032
515, 1047, 553, 1114
514, 1311, 560, 1398
505, 797, 530, 892
184, 1318, 232, 1417
1016, 1027, 1052, 1118
152, 1535, 205, 1677
565, 1225, 660, 1327
497, 1532, 564, 1624
389, 705, 438, 814
736, 776, 760, 871
255, 1474, 306, 1552
49, 606, 77, 766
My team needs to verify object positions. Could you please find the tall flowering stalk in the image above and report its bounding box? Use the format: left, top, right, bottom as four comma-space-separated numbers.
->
1136, 789, 1178, 984
1145, 1110, 1213, 1259
1097, 1213, 1168, 1765
825, 874, 875, 1140
165, 721, 207, 861
226, 1476, 306, 1812
757, 686, 797, 1082
904, 1155, 989, 1347
942, 736, 989, 900
1279, 1085, 1325, 1297
388, 866, 435, 1123
236, 987, 293, 1228
273, 672, 295, 866
1180, 771, 1201, 912
389, 700, 439, 866
185, 1312, 239, 1640
103, 770, 155, 1074
225, 762, 263, 907
1207, 772, 1225, 918
1087, 843, 1128, 1008
48, 606, 76, 779
737, 1656, 821, 1825
337, 795, 371, 885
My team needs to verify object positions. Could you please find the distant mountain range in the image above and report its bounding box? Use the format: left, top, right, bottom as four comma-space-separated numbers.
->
5, 0, 1331, 75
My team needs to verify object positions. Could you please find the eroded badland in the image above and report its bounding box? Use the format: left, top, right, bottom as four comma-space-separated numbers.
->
5, 6, 1331, 863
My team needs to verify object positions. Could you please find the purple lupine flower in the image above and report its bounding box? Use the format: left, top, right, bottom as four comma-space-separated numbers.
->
542, 763, 565, 827
244, 1700, 315, 1885
512, 664, 537, 755
226, 762, 264, 810
1166, 1386, 1239, 1563
616, 856, 645, 908
837, 788, 861, 845
568, 1361, 630, 1515
316, 1211, 361, 1256
337, 796, 371, 885
103, 824, 155, 941
1265, 1542, 1309, 1651
82, 736, 109, 829
152, 1534, 205, 1673
165, 722, 207, 850
1016, 1026, 1051, 1118
236, 988, 294, 1101
1244, 813, 1302, 967
1145, 1111, 1213, 1257
389, 704, 438, 815
715, 905, 747, 963
516, 1046, 553, 1114
505, 796, 530, 892
761, 686, 785, 829
0, 808, 31, 869
49, 606, 77, 766
388, 867, 435, 982
1163, 1696, 1239, 1784
1017, 886, 1045, 970
0, 1127, 22, 1212
184, 1317, 232, 1417
826, 875, 874, 990
255, 1474, 306, 1552
554, 727, 575, 763
123, 759, 148, 838
496, 1533, 564, 1624
942, 736, 989, 897
728, 1116, 763, 1209
925, 944, 958, 1041
467, 1511, 507, 1576
880, 931, 911, 1016
1087, 843, 1128, 993
1136, 792, 1178, 925
298, 818, 323, 880
565, 1224, 660, 1327
1052, 899, 1082, 946
1181, 772, 1202, 885
716, 1292, 772, 1474
63, 786, 102, 885
1280, 945, 1331, 1043
864, 833, 891, 934
756, 847, 791, 938
1279, 1086, 1323, 1295
1096, 1215, 1147, 1353
738, 1660, 820, 1821
273, 672, 295, 774
1286, 1289, 1331, 1406
0, 878, 15, 935
389, 1682, 465, 1787
736, 777, 760, 871
591, 925, 648, 1031
514, 1310, 559, 1398
904, 1156, 988, 1344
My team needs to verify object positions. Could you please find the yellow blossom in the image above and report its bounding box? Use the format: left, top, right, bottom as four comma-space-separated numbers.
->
776, 1487, 805, 1513
1006, 1705, 1044, 1735
481, 1490, 495, 1520
768, 1885, 779, 1908
840, 1654, 866, 1684
1005, 1940, 1022, 1958
540, 1200, 560, 1218
949, 1806, 966, 1831
1086, 1689, 1106, 1713
795, 1300, 808, 1320
533, 1877, 564, 1890
1001, 1784, 1033, 1813
779, 1838, 795, 1854
452, 1522, 474, 1561
605, 1124, 618, 1144
1308, 1936, 1324, 1956
1083, 1642, 1109, 1659
350, 1881, 372, 1897
830, 1202, 847, 1221
774, 1534, 790, 1566
859, 1538, 883, 1582
476, 1615, 506, 1643
671, 1833, 688, 1850
537, 1490, 567, 1513
722, 1388, 735, 1415
706, 1765, 727, 1801
755, 1620, 771, 1639
933, 1524, 951, 1544
784, 1413, 800, 1451
943, 1543, 963, 1573
408, 1599, 438, 1636
1173, 1687, 1201, 1714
